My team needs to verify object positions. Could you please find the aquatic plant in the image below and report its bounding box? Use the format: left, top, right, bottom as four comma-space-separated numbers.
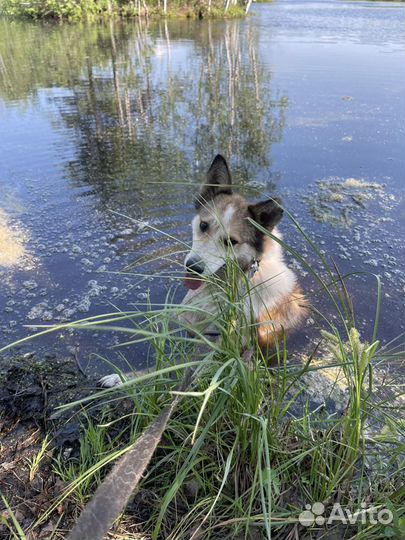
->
305, 177, 386, 228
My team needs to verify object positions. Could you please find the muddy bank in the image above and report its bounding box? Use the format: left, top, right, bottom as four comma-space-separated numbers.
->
0, 353, 156, 538
0, 356, 93, 538
0, 355, 99, 436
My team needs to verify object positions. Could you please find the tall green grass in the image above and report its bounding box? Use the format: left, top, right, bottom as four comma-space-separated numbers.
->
2, 212, 405, 540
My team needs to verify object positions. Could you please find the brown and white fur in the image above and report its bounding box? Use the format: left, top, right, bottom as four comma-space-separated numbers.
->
99, 155, 308, 387
181, 154, 308, 351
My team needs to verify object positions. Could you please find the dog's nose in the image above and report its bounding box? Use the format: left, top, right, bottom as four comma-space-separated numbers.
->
185, 258, 204, 275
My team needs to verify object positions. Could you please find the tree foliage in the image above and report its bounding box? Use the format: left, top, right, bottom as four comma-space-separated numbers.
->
0, 0, 251, 20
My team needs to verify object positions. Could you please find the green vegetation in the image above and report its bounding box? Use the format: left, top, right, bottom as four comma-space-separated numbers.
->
1, 495, 28, 540
0, 0, 249, 21
26, 435, 52, 483
2, 213, 404, 539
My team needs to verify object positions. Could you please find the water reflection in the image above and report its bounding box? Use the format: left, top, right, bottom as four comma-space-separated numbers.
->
61, 19, 286, 205
0, 18, 286, 196
0, 15, 288, 365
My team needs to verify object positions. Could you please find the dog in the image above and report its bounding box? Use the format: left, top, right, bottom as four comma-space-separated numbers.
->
181, 154, 308, 351
99, 155, 308, 387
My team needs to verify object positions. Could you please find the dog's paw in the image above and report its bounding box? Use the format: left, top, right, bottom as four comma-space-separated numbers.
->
97, 373, 124, 388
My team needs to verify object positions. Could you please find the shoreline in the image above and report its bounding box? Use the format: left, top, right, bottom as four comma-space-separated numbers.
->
0, 2, 250, 21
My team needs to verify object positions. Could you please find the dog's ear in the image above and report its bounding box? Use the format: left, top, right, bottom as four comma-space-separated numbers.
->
248, 198, 283, 230
196, 155, 232, 207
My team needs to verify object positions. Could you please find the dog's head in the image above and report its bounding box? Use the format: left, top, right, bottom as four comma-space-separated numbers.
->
184, 155, 283, 289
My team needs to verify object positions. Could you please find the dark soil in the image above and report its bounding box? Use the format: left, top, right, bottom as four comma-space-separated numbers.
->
0, 354, 100, 539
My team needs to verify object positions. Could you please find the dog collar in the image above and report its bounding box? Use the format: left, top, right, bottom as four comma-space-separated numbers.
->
248, 259, 260, 278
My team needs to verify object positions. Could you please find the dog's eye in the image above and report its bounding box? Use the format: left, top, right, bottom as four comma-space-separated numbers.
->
200, 221, 209, 233
224, 237, 238, 247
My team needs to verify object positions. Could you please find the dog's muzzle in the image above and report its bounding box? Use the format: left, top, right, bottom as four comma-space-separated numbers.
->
184, 257, 205, 290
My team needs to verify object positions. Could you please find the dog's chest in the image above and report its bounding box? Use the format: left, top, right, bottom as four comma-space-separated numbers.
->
180, 261, 296, 330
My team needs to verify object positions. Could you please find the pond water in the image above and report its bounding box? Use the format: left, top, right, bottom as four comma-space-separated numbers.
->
0, 0, 404, 373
